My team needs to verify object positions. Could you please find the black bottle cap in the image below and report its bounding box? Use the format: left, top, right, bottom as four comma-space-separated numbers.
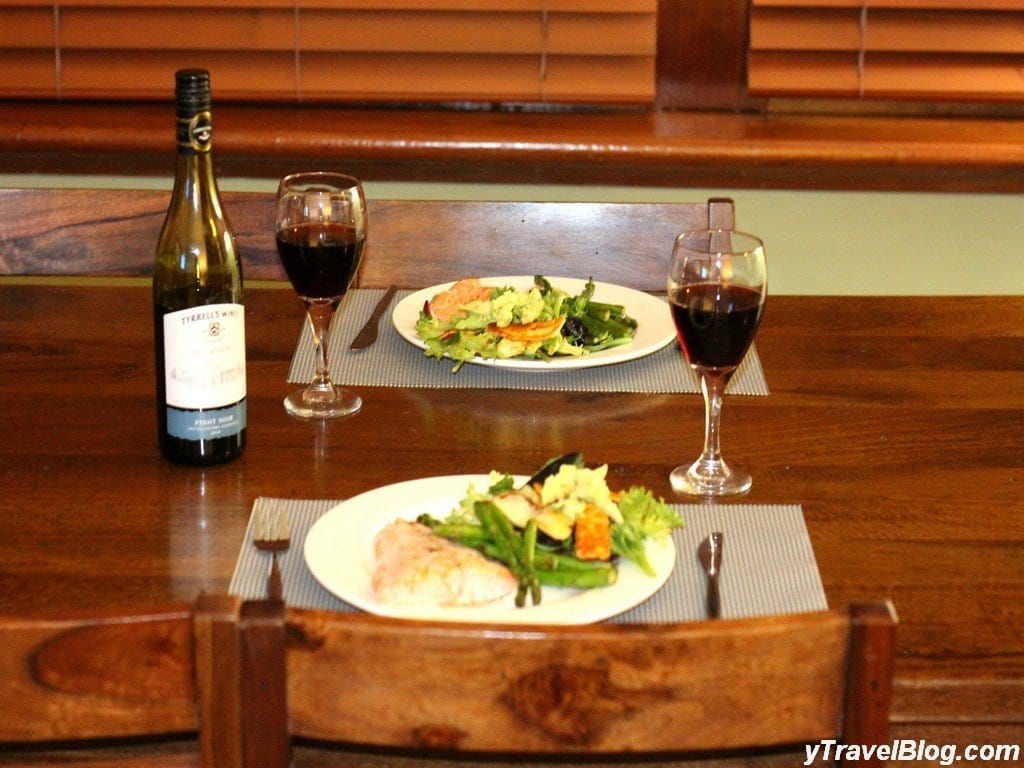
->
175, 69, 211, 115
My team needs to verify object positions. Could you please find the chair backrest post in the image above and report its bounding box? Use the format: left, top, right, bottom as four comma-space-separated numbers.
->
194, 594, 245, 768
708, 197, 735, 230
840, 601, 898, 766
238, 599, 290, 768
195, 595, 290, 768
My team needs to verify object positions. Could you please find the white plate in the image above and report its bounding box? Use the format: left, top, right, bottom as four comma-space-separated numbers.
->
391, 276, 676, 371
304, 475, 676, 625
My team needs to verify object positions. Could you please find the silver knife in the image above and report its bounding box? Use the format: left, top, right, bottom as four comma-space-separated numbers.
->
697, 532, 723, 619
349, 285, 398, 350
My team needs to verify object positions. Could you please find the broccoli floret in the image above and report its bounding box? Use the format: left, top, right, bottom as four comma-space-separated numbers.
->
610, 486, 684, 576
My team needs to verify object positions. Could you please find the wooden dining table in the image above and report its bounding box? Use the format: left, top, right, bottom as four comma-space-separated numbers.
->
1, 251, 1023, 758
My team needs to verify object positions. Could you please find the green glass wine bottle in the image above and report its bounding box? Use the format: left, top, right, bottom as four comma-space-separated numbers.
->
153, 69, 247, 465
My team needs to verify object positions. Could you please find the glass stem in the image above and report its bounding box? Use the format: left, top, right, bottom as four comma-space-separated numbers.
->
306, 300, 338, 393
698, 370, 728, 469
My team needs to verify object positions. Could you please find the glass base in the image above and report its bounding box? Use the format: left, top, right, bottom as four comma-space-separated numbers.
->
284, 384, 361, 419
670, 458, 752, 497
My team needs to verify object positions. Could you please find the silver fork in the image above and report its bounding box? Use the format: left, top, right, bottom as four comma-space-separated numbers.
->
253, 503, 291, 601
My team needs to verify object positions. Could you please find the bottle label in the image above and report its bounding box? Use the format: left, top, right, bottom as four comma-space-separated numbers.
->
163, 302, 246, 413
166, 399, 246, 441
177, 110, 212, 154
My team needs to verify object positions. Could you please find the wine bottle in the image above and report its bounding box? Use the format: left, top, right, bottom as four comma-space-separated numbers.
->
153, 68, 247, 465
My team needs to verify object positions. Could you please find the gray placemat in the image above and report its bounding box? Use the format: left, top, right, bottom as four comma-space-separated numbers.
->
230, 498, 825, 623
287, 288, 769, 395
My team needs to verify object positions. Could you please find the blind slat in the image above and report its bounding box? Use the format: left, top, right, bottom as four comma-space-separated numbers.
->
545, 56, 654, 100
547, 13, 656, 55
300, 12, 541, 53
868, 11, 1024, 53
0, 52, 57, 95
748, 52, 862, 96
60, 51, 297, 98
60, 9, 295, 50
0, 9, 54, 47
751, 0, 1024, 8
299, 52, 539, 100
749, 9, 863, 50
749, 51, 1024, 99
751, 9, 1024, 53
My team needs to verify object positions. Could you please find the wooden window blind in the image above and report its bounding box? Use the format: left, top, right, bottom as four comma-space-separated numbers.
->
748, 0, 1024, 102
0, 0, 657, 104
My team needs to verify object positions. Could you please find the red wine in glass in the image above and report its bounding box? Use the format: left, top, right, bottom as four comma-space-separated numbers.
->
276, 222, 364, 301
669, 283, 764, 373
667, 230, 766, 496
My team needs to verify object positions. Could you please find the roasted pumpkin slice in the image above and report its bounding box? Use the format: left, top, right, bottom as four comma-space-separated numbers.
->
574, 504, 612, 561
486, 318, 564, 342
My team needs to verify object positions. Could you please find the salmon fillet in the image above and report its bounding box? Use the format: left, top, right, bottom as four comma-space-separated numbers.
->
427, 278, 494, 324
372, 519, 517, 607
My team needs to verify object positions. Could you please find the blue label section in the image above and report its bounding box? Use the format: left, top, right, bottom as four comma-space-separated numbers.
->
166, 400, 246, 441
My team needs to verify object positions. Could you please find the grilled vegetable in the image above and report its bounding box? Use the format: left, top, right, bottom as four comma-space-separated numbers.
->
573, 504, 612, 561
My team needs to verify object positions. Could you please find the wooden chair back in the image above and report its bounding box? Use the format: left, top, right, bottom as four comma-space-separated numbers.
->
215, 600, 897, 767
0, 596, 897, 766
0, 187, 733, 290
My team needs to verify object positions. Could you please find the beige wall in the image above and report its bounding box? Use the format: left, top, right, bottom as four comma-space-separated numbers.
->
3, 174, 1021, 295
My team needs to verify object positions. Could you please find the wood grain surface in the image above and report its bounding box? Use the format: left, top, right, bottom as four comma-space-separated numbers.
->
0, 605, 196, 741
274, 603, 894, 756
1, 102, 1022, 192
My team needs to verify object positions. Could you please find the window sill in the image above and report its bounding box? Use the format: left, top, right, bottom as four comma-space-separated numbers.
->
1, 102, 1022, 192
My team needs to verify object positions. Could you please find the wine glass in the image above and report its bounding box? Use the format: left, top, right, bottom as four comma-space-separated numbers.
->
275, 172, 367, 418
667, 229, 766, 496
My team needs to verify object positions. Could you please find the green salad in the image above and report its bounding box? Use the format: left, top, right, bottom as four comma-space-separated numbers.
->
415, 276, 639, 372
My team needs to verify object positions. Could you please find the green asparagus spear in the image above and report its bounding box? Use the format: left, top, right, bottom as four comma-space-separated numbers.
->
523, 519, 541, 605
537, 566, 617, 588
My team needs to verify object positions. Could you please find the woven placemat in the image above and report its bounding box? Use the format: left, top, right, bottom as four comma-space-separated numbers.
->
230, 498, 825, 624
287, 288, 769, 395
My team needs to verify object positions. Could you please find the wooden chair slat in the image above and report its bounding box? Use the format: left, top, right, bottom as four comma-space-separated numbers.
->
221, 601, 897, 766
0, 188, 733, 291
281, 609, 849, 752
0, 604, 196, 741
